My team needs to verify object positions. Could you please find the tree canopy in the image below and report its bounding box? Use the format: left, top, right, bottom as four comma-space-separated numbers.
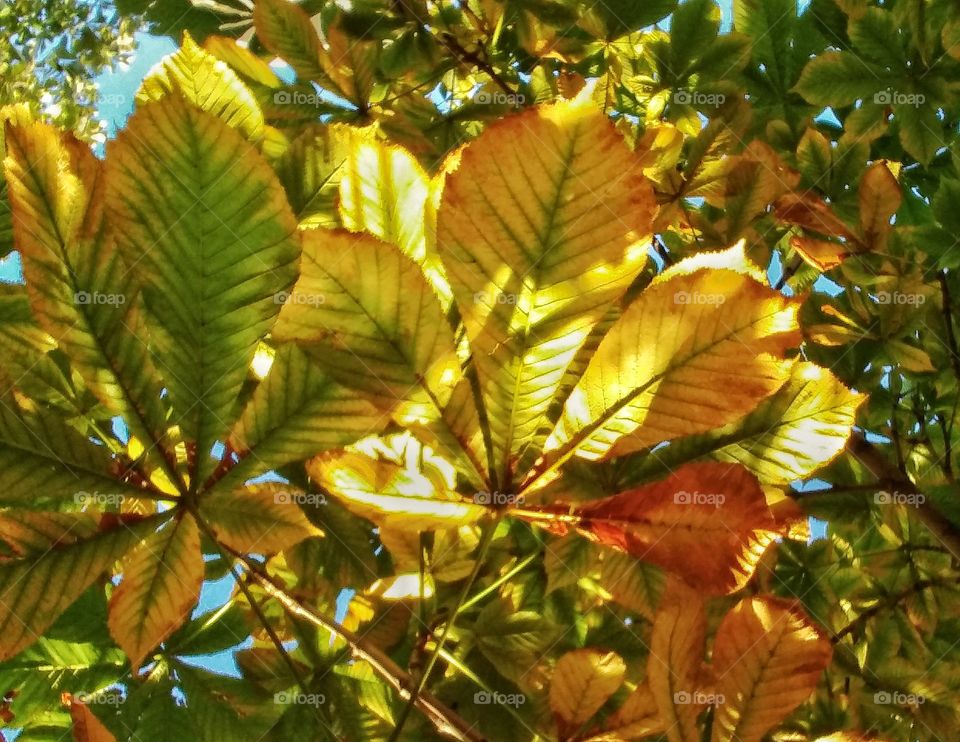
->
0, 0, 959, 740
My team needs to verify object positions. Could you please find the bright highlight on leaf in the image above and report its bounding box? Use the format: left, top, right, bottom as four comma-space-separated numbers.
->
710, 596, 833, 742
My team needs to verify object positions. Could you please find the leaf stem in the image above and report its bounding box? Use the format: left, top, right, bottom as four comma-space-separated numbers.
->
388, 521, 498, 741
216, 540, 482, 741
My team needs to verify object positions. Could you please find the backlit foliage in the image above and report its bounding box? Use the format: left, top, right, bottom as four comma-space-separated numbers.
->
1, 0, 960, 740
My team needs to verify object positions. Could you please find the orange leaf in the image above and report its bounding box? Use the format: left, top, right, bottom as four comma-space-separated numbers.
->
513, 462, 793, 594
710, 597, 832, 742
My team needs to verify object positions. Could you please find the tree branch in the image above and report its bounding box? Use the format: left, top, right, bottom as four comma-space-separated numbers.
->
223, 546, 483, 742
848, 432, 960, 561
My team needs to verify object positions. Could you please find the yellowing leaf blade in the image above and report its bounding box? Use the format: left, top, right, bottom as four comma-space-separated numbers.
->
200, 484, 323, 554
437, 97, 656, 478
533, 268, 800, 481
137, 32, 264, 141
108, 515, 203, 670
273, 229, 487, 485
550, 649, 626, 735
307, 448, 487, 532
711, 596, 832, 742
648, 579, 707, 742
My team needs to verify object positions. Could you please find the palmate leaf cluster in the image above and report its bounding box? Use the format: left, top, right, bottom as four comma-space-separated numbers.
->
1, 0, 960, 741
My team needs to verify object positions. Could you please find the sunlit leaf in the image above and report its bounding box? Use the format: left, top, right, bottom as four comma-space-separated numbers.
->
436, 94, 655, 479
273, 228, 487, 484
108, 514, 203, 670
550, 648, 625, 735
137, 32, 264, 141
648, 578, 707, 742
531, 267, 800, 479
106, 97, 300, 484
711, 596, 832, 742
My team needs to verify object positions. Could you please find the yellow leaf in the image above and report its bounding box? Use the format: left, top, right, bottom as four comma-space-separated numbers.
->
711, 597, 832, 742
858, 161, 901, 246
530, 268, 799, 482
307, 435, 488, 532
137, 32, 264, 141
272, 229, 486, 485
633, 362, 865, 486
587, 683, 663, 741
199, 484, 324, 554
203, 35, 282, 89
648, 579, 707, 742
108, 515, 204, 670
550, 649, 626, 735
436, 96, 656, 480
790, 235, 852, 271
337, 128, 451, 303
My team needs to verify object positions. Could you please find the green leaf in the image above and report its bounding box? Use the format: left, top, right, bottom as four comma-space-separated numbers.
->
273, 229, 487, 485
848, 8, 907, 68
0, 515, 161, 660
795, 51, 888, 107
896, 103, 945, 165
0, 392, 148, 506
591, 0, 677, 39
474, 599, 560, 685
106, 97, 300, 484
108, 514, 203, 670
199, 483, 323, 553
274, 124, 346, 228
253, 0, 327, 84
226, 343, 384, 487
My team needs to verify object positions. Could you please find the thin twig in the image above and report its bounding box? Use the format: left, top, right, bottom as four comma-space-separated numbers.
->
389, 523, 498, 741
223, 544, 483, 742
